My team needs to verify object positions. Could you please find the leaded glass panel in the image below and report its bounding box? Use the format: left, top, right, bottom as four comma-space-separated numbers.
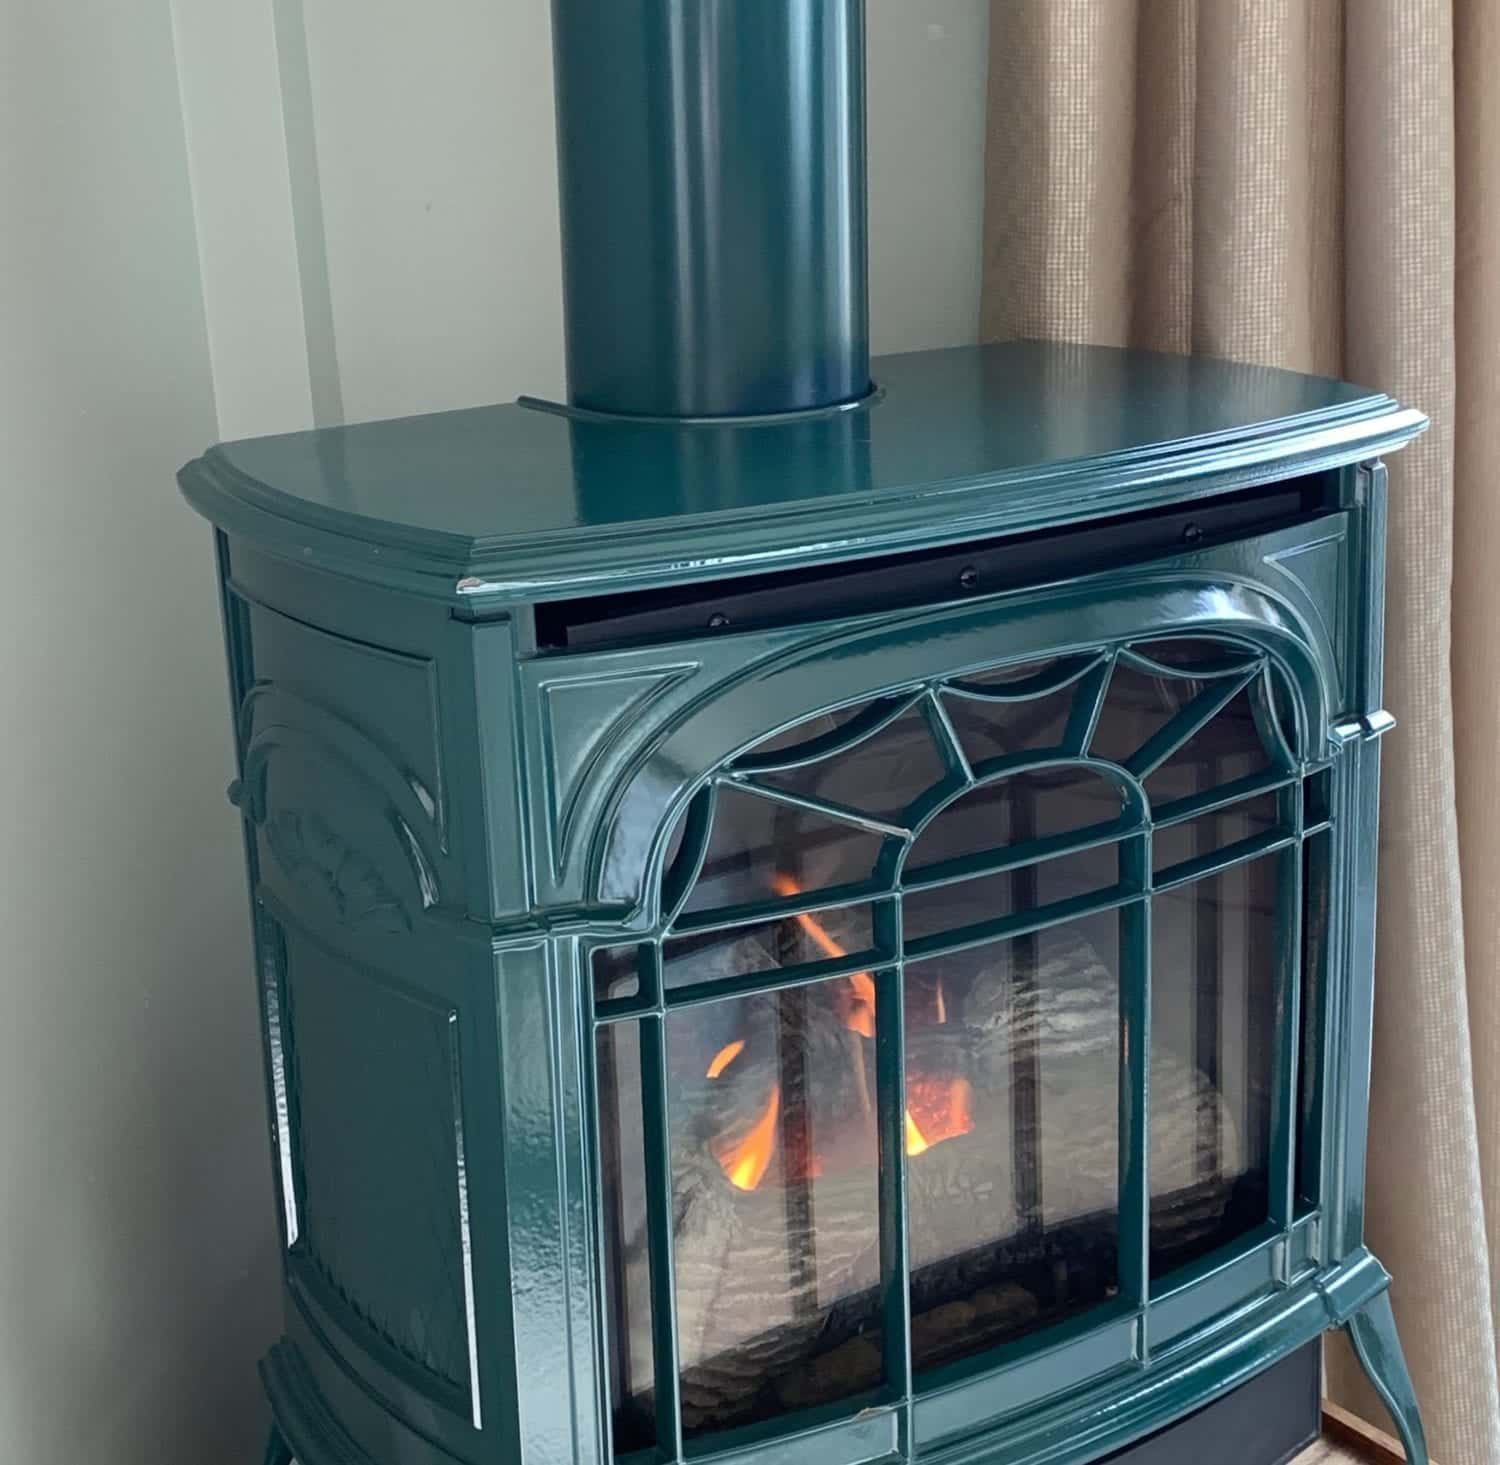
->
1148, 856, 1279, 1277
666, 978, 887, 1434
904, 911, 1123, 1373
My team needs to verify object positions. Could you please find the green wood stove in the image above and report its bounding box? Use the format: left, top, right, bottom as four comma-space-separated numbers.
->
179, 6, 1431, 1464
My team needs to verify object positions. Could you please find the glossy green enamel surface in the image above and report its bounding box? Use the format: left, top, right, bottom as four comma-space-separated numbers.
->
180, 342, 1425, 602
183, 345, 1429, 1465
550, 0, 869, 418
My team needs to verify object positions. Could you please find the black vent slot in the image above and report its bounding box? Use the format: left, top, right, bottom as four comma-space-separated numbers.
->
535, 475, 1335, 653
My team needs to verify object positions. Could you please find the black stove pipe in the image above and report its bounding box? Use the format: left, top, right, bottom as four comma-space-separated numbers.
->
550, 0, 870, 420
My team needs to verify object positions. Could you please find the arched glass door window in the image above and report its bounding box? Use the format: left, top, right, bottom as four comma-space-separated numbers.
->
590, 636, 1322, 1454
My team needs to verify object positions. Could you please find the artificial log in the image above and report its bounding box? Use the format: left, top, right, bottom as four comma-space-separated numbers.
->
618, 927, 1245, 1430
771, 1283, 1042, 1414
667, 1048, 1234, 1426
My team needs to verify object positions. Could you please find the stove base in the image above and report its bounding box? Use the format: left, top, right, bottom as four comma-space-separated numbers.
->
1098, 1343, 1318, 1464
257, 1363, 1327, 1465
259, 1252, 1427, 1465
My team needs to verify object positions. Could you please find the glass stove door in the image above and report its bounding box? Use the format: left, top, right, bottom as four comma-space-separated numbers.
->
589, 632, 1323, 1457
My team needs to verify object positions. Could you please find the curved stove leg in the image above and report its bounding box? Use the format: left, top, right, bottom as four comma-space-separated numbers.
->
263, 1421, 294, 1465
1344, 1289, 1429, 1464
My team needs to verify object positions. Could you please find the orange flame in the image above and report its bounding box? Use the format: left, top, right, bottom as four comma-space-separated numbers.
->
761, 874, 971, 1162
705, 878, 977, 1191
770, 874, 876, 1038
844, 971, 877, 1039
905, 1110, 932, 1156
906, 1074, 974, 1154
714, 1083, 781, 1191
706, 1039, 745, 1079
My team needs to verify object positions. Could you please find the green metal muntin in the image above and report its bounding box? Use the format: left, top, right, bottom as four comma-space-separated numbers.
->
550, 0, 871, 419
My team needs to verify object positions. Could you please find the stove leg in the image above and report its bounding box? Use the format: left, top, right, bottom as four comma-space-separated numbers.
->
1343, 1289, 1429, 1463
263, 1421, 294, 1465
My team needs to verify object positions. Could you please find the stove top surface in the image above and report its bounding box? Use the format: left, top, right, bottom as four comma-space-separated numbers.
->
180, 341, 1422, 604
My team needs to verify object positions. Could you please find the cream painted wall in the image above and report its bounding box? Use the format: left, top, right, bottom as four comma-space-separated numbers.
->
179, 0, 992, 436
0, 3, 280, 1463
868, 5, 993, 358
302, 0, 567, 423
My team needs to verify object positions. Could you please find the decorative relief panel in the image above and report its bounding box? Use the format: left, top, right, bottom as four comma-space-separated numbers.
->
264, 809, 411, 933
537, 665, 700, 877
243, 600, 449, 847
228, 596, 450, 929
1263, 530, 1348, 683
233, 689, 442, 930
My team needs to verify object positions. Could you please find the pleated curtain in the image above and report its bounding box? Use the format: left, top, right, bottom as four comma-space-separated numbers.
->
979, 4, 1500, 1459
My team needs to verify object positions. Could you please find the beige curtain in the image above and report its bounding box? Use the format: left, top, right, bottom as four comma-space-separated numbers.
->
980, 3, 1500, 1459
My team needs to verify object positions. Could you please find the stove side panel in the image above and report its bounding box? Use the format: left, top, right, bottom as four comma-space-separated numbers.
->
212, 535, 532, 1465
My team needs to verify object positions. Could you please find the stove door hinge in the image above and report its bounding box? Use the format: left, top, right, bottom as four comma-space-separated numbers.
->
1330, 709, 1396, 749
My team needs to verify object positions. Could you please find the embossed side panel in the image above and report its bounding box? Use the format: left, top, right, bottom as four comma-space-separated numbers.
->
224, 537, 530, 923
234, 601, 450, 927
246, 600, 448, 838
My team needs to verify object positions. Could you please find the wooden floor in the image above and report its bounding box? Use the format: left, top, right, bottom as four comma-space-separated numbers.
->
1296, 1442, 1376, 1463
1293, 1403, 1420, 1464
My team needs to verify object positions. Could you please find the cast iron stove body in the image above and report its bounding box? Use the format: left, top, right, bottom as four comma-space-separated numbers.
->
183, 342, 1427, 1465
179, 7, 1431, 1464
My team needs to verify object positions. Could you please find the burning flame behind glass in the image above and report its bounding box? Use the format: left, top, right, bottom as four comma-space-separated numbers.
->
593, 642, 1305, 1449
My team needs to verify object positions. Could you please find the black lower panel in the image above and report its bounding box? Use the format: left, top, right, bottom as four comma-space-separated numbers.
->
1101, 1343, 1321, 1465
